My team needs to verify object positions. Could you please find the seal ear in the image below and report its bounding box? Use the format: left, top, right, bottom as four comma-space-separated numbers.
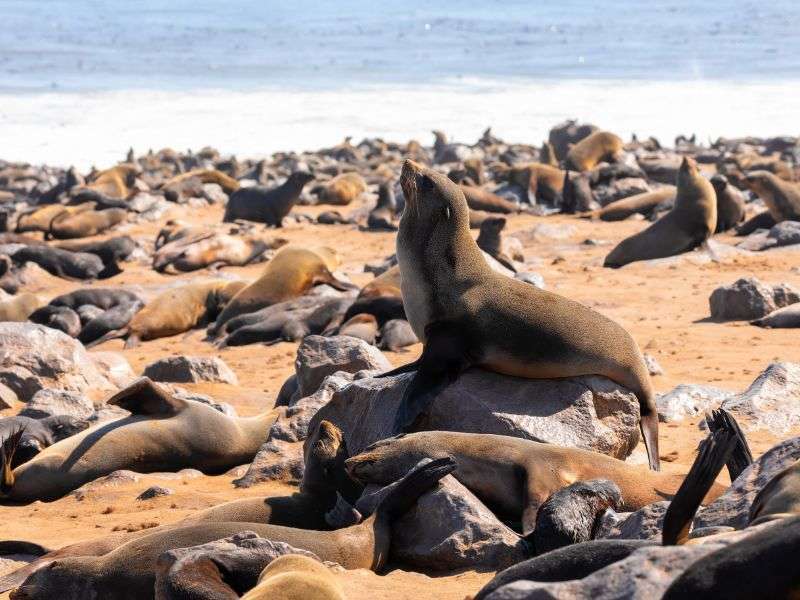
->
107, 377, 188, 416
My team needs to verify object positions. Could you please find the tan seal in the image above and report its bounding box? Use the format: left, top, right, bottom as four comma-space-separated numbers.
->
161, 168, 240, 194
241, 555, 345, 600
0, 293, 41, 322
604, 157, 716, 268
743, 170, 800, 222
582, 186, 676, 221
346, 431, 724, 535
393, 159, 661, 470
313, 172, 366, 206
566, 131, 624, 171
0, 378, 277, 503
47, 207, 127, 240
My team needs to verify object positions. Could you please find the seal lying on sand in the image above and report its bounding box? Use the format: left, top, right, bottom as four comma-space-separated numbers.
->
313, 172, 366, 206
460, 184, 519, 214
208, 246, 354, 337
604, 157, 717, 268
743, 170, 800, 222
0, 415, 89, 468
152, 230, 278, 273
8, 458, 454, 599
346, 431, 725, 535
751, 304, 800, 328
392, 159, 661, 470
47, 207, 127, 240
0, 378, 278, 503
224, 171, 314, 226
8, 246, 107, 280
581, 187, 676, 221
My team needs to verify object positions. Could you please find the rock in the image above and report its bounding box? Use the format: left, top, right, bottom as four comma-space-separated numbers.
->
137, 486, 174, 500
656, 384, 732, 423
234, 439, 304, 488
72, 470, 141, 500
721, 362, 800, 434
18, 389, 95, 420
514, 272, 546, 289
737, 221, 800, 251
694, 435, 800, 529
594, 178, 651, 206
357, 469, 526, 571
0, 382, 19, 411
0, 323, 117, 402
643, 353, 664, 376
155, 532, 325, 600
201, 183, 228, 205
89, 351, 136, 388
600, 501, 669, 540
295, 335, 391, 397
310, 369, 641, 459
708, 277, 799, 321
142, 355, 239, 385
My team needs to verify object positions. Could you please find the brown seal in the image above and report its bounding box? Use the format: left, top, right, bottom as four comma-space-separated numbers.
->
15, 202, 94, 235
504, 162, 565, 205
224, 171, 314, 226
366, 182, 398, 231
743, 170, 800, 222
0, 293, 41, 322
346, 431, 725, 535
313, 172, 366, 206
47, 207, 127, 240
77, 163, 138, 199
604, 157, 717, 268
393, 159, 661, 469
241, 555, 345, 600
0, 378, 278, 503
566, 131, 624, 171
8, 458, 454, 599
475, 216, 522, 272
209, 246, 353, 336
152, 230, 282, 273
582, 186, 676, 221
161, 168, 240, 194
710, 174, 746, 232
459, 184, 518, 213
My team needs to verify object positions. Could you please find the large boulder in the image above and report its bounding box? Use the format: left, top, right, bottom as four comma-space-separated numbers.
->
19, 389, 95, 420
656, 384, 732, 423
89, 351, 136, 388
0, 323, 117, 402
295, 335, 392, 397
600, 501, 669, 541
358, 472, 526, 571
309, 369, 641, 459
708, 277, 799, 321
142, 355, 239, 385
694, 435, 800, 529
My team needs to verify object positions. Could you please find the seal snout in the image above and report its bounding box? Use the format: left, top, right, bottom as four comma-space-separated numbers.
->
400, 159, 426, 207
343, 455, 375, 480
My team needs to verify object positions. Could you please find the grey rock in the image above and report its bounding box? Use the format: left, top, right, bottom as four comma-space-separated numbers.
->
137, 485, 174, 500
155, 532, 325, 600
709, 277, 799, 321
601, 501, 669, 540
694, 435, 800, 529
594, 178, 651, 206
721, 362, 800, 434
310, 368, 641, 459
643, 353, 664, 376
737, 221, 800, 251
514, 272, 546, 289
234, 439, 304, 488
0, 323, 117, 402
142, 355, 239, 385
295, 335, 391, 397
19, 389, 95, 420
358, 471, 526, 571
656, 384, 732, 423
89, 351, 136, 388
201, 183, 228, 205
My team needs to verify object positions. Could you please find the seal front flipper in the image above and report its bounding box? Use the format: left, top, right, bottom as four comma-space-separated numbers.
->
107, 377, 188, 417
393, 321, 472, 432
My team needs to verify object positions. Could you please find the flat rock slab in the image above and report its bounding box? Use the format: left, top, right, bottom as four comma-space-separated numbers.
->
142, 355, 239, 385
310, 368, 641, 459
0, 323, 117, 402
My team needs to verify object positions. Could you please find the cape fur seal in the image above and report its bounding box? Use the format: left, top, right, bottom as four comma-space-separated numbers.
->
346, 431, 725, 535
710, 174, 746, 232
566, 131, 624, 171
47, 207, 127, 240
460, 184, 518, 214
366, 182, 398, 231
582, 186, 676, 221
223, 171, 314, 226
744, 170, 800, 222
604, 157, 717, 268
313, 172, 366, 206
152, 230, 278, 273
748, 459, 800, 525
0, 293, 41, 322
9, 458, 454, 599
162, 168, 240, 194
504, 162, 565, 206
476, 216, 523, 272
241, 555, 345, 600
9, 246, 107, 280
751, 303, 800, 328
78, 164, 138, 198
0, 378, 277, 503
209, 246, 354, 337
392, 159, 661, 470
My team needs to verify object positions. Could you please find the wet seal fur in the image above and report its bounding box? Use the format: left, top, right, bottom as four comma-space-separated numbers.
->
604, 157, 717, 268
346, 431, 725, 536
392, 159, 661, 470
8, 458, 454, 599
0, 378, 278, 503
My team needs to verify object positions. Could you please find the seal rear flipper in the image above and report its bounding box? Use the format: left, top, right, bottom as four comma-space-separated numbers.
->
705, 408, 752, 482
661, 410, 738, 546
107, 377, 188, 416
0, 541, 51, 556
1, 426, 25, 493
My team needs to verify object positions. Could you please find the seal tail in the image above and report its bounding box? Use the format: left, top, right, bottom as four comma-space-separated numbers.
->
0, 541, 50, 557
1, 426, 24, 494
705, 408, 752, 482
661, 409, 737, 546
374, 456, 455, 523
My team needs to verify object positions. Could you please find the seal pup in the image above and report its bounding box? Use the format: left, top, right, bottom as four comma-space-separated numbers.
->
8, 246, 106, 280
710, 174, 746, 232
475, 216, 521, 272
566, 131, 624, 171
0, 416, 89, 468
346, 431, 725, 534
581, 186, 676, 221
223, 171, 314, 226
392, 159, 661, 470
743, 170, 800, 222
209, 247, 354, 337
241, 554, 345, 600
366, 182, 398, 231
604, 157, 717, 268
561, 171, 596, 213
8, 458, 455, 599
47, 207, 127, 240
79, 299, 144, 346
751, 303, 800, 328
0, 378, 278, 503
378, 319, 418, 352
27, 305, 81, 336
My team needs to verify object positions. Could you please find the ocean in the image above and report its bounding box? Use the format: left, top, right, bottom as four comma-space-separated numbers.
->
1, 0, 798, 168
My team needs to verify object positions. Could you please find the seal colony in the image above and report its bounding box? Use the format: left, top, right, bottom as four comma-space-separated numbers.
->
0, 122, 799, 599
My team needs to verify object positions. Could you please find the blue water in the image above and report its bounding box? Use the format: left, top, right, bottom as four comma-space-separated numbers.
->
1, 0, 799, 92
